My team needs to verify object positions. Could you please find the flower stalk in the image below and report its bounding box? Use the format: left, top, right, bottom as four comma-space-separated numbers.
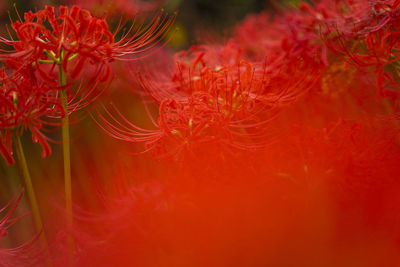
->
15, 134, 52, 266
58, 49, 75, 266
58, 51, 72, 223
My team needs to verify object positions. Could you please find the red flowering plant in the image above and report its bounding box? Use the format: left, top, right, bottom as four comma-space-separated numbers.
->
234, 0, 371, 100
325, 0, 400, 100
0, 3, 176, 165
234, 0, 345, 64
0, 5, 175, 254
0, 63, 59, 261
0, 5, 175, 94
94, 43, 319, 158
0, 65, 64, 164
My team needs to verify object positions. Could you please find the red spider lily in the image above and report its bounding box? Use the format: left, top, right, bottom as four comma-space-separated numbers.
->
234, 0, 350, 65
233, 0, 372, 100
233, 0, 400, 103
0, 190, 42, 267
0, 5, 175, 84
94, 49, 319, 158
94, 94, 270, 159
0, 66, 64, 164
324, 0, 400, 99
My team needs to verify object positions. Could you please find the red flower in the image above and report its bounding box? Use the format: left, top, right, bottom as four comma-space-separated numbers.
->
0, 66, 64, 164
94, 47, 318, 158
234, 0, 349, 65
325, 0, 400, 99
0, 5, 175, 83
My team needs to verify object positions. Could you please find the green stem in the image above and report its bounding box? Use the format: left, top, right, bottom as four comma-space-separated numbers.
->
58, 50, 74, 266
58, 57, 72, 220
15, 135, 52, 266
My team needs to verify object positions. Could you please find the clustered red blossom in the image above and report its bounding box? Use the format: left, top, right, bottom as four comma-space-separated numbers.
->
96, 37, 321, 157
0, 66, 64, 164
0, 5, 174, 83
0, 5, 174, 164
326, 0, 400, 98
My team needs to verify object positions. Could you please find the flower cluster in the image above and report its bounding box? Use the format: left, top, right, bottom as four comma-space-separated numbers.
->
0, 66, 63, 164
0, 5, 174, 164
1, 5, 174, 82
325, 0, 400, 99
96, 39, 319, 158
